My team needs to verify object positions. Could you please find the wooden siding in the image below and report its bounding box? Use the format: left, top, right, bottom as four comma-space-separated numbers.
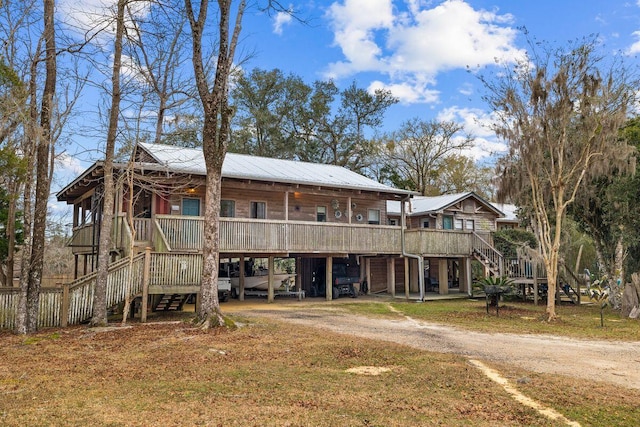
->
368, 258, 388, 293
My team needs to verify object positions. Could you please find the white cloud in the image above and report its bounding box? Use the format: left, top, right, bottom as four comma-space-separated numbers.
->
626, 30, 640, 55
56, 152, 87, 176
436, 106, 507, 161
273, 9, 293, 35
325, 0, 525, 104
58, 0, 150, 44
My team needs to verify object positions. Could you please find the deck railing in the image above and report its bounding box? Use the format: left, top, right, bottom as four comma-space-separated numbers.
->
403, 229, 474, 256
471, 232, 504, 276
69, 223, 98, 249
156, 215, 408, 254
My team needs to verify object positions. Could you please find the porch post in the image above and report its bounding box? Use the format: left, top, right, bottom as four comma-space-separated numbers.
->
325, 256, 333, 301
438, 258, 448, 295
239, 255, 245, 301
284, 192, 289, 221
268, 256, 275, 303
387, 258, 395, 296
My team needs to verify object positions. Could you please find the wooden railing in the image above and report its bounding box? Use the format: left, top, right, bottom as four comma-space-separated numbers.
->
69, 223, 98, 249
0, 254, 146, 329
131, 218, 152, 242
155, 215, 406, 254
403, 229, 474, 256
148, 252, 203, 293
471, 232, 503, 276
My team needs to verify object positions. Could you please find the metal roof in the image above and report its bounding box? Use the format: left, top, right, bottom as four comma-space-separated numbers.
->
137, 142, 413, 196
387, 192, 505, 217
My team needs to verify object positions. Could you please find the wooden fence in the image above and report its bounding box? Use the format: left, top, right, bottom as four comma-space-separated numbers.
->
0, 253, 146, 330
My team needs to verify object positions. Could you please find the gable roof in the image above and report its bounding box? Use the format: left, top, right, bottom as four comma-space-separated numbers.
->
387, 192, 505, 217
136, 142, 413, 196
57, 143, 415, 202
493, 202, 518, 223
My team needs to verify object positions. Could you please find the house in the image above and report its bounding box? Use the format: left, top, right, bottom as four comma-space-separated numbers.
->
387, 192, 506, 293
48, 143, 515, 326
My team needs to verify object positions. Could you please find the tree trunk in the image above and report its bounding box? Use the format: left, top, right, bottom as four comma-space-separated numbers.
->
21, 0, 57, 333
5, 181, 18, 287
92, 0, 126, 327
197, 169, 224, 327
610, 237, 625, 310
15, 42, 40, 334
186, 0, 244, 329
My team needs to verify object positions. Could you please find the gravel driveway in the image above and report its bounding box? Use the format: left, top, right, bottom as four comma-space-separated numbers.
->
231, 302, 640, 390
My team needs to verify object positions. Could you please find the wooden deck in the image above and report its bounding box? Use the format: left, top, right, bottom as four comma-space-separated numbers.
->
70, 215, 487, 257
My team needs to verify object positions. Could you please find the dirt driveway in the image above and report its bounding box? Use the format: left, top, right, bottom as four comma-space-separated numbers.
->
227, 300, 640, 390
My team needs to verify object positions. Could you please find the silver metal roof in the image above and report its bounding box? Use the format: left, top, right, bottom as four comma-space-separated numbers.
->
387, 192, 505, 216
138, 142, 413, 196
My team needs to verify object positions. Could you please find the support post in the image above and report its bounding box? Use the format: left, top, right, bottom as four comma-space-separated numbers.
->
326, 256, 333, 301
61, 284, 70, 327
438, 258, 448, 295
404, 257, 410, 298
387, 258, 395, 296
141, 247, 151, 323
239, 255, 245, 301
268, 256, 275, 303
365, 258, 371, 293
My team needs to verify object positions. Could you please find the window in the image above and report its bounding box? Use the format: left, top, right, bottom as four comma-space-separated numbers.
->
422, 219, 430, 228
454, 218, 463, 230
182, 198, 200, 216
368, 209, 380, 225
316, 206, 327, 222
220, 200, 235, 217
466, 219, 475, 230
388, 218, 398, 226
443, 215, 453, 230
250, 201, 266, 219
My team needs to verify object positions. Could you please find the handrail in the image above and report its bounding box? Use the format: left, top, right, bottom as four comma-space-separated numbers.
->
471, 232, 504, 276
152, 218, 172, 252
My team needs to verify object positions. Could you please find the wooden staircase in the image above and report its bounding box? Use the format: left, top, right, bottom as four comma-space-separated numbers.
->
558, 263, 583, 304
153, 294, 189, 311
471, 233, 503, 277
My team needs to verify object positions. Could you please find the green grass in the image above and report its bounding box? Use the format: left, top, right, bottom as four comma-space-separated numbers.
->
337, 298, 640, 340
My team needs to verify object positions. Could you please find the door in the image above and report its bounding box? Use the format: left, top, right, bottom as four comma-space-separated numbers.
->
182, 198, 201, 216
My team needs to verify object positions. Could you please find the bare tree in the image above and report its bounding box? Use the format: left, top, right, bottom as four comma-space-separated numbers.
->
383, 118, 474, 195
483, 37, 636, 320
91, 0, 127, 327
20, 0, 57, 333
184, 0, 245, 328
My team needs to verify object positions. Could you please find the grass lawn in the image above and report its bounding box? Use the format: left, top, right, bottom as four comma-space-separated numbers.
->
340, 297, 640, 341
1, 298, 639, 426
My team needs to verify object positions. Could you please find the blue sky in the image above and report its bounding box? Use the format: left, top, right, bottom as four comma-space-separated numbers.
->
51, 0, 640, 218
